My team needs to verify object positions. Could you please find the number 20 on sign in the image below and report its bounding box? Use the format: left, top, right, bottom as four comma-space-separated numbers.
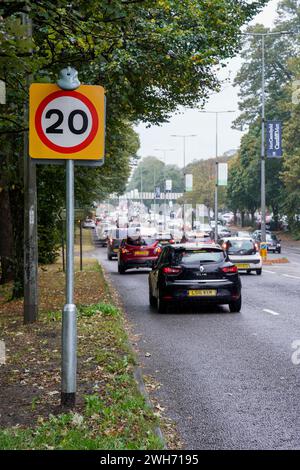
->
29, 84, 105, 160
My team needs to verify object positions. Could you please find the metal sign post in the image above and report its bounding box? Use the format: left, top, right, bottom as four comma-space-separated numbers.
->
29, 68, 105, 408
62, 159, 77, 407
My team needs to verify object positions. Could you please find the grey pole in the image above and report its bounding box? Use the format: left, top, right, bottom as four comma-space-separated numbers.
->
163, 151, 167, 231
261, 34, 266, 243
61, 159, 77, 408
183, 137, 186, 229
215, 113, 219, 243
154, 148, 175, 231
23, 9, 38, 324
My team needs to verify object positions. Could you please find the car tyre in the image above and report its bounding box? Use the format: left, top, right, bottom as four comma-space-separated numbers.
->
118, 264, 126, 274
107, 254, 113, 261
149, 288, 157, 308
229, 296, 242, 313
256, 269, 262, 275
157, 289, 167, 313
277, 248, 281, 254
247, 269, 251, 274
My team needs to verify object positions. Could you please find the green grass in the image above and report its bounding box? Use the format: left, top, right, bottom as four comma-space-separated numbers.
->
0, 300, 163, 450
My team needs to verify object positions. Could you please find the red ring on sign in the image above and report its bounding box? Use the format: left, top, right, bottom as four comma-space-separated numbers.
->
35, 90, 99, 154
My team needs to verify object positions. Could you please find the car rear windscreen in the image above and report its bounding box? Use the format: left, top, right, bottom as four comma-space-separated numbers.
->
174, 249, 225, 264
226, 240, 255, 254
126, 238, 156, 246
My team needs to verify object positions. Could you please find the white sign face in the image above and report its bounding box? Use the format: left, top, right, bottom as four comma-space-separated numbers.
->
218, 163, 228, 186
185, 174, 193, 192
165, 179, 172, 191
40, 96, 93, 148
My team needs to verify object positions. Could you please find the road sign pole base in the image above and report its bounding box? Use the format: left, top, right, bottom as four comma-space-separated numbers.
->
61, 392, 76, 408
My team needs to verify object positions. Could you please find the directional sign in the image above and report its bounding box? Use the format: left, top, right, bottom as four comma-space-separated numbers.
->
29, 84, 105, 160
267, 121, 282, 158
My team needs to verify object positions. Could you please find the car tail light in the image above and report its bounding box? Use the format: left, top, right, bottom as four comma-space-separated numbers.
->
121, 248, 130, 254
255, 242, 259, 251
154, 247, 162, 255
169, 239, 175, 244
222, 265, 238, 274
162, 266, 182, 275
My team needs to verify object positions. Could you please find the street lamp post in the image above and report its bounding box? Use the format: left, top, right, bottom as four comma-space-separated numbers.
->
242, 30, 293, 243
171, 134, 197, 231
154, 148, 175, 231
199, 111, 235, 242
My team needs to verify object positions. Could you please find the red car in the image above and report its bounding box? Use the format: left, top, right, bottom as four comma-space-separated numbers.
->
118, 236, 163, 274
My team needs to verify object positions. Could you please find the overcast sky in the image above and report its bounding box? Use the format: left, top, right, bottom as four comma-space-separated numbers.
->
134, 0, 279, 168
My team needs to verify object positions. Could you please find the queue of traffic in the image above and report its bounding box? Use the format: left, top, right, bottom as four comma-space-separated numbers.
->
89, 216, 282, 314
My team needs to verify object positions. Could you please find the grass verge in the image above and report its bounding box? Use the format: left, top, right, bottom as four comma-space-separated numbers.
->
0, 256, 163, 450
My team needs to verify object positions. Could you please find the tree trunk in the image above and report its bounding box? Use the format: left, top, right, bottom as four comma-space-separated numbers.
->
9, 186, 24, 298
0, 188, 15, 284
241, 211, 245, 227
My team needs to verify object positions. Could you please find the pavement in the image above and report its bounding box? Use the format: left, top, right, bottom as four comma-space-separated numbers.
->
94, 243, 300, 450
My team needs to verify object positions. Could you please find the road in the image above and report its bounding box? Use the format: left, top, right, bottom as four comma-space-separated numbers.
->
95, 244, 300, 450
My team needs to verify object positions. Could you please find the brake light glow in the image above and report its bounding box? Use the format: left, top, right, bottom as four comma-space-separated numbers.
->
222, 265, 238, 274
121, 248, 130, 254
163, 266, 182, 275
154, 247, 162, 255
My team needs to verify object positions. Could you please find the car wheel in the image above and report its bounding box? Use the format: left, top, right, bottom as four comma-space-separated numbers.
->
256, 269, 262, 275
149, 287, 157, 308
118, 264, 126, 274
277, 248, 281, 254
229, 296, 242, 313
247, 269, 251, 274
107, 254, 112, 260
157, 289, 167, 313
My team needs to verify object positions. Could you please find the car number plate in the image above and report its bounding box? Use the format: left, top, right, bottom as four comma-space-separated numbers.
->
236, 263, 250, 269
135, 251, 148, 256
113, 249, 119, 253
188, 290, 217, 297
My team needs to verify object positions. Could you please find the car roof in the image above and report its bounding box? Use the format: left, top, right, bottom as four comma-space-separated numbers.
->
221, 237, 254, 242
171, 243, 222, 250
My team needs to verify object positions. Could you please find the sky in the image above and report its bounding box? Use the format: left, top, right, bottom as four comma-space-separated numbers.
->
134, 0, 280, 169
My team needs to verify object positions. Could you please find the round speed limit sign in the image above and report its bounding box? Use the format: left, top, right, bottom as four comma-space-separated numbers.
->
29, 84, 105, 160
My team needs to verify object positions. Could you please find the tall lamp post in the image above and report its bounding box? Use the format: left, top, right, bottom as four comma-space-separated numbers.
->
170, 134, 197, 230
242, 30, 293, 243
199, 111, 235, 241
154, 148, 175, 230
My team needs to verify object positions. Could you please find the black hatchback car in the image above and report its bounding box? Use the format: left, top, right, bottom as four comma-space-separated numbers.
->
148, 243, 242, 313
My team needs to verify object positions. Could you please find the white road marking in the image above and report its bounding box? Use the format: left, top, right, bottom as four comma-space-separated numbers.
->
263, 270, 276, 274
263, 309, 280, 316
282, 274, 300, 280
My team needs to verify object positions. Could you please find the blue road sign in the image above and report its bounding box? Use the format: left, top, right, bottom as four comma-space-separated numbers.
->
267, 121, 282, 158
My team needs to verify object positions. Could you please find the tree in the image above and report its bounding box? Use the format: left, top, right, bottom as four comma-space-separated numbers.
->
228, 0, 300, 224
127, 156, 184, 194
0, 0, 268, 295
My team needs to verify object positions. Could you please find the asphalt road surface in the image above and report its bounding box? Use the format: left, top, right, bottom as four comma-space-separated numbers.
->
95, 245, 300, 450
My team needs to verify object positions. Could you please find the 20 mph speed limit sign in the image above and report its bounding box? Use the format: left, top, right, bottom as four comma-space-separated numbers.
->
29, 84, 105, 160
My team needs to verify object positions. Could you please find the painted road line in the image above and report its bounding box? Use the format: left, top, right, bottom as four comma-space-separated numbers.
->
263, 270, 276, 274
282, 274, 300, 280
263, 309, 280, 316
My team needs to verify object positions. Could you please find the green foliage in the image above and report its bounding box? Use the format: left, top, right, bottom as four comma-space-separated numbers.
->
127, 156, 184, 193
228, 0, 300, 225
183, 155, 229, 209
0, 0, 268, 294
78, 302, 121, 318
